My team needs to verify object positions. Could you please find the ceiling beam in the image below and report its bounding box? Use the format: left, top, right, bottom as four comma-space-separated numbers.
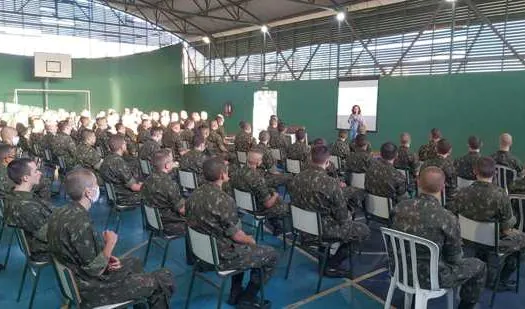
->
281, 0, 336, 11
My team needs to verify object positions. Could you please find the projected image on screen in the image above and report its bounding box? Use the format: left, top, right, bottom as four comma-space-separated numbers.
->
336, 79, 379, 131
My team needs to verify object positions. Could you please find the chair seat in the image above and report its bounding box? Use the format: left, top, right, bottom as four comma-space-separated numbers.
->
218, 269, 238, 276
93, 300, 134, 309
115, 204, 141, 211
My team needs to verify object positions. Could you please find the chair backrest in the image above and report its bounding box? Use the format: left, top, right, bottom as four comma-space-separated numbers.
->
234, 189, 257, 212
53, 257, 82, 306
0, 199, 4, 219
187, 226, 219, 266
290, 205, 321, 237
457, 177, 475, 189
236, 151, 247, 164
44, 149, 52, 161
365, 194, 393, 220
381, 227, 441, 291
140, 160, 151, 176
14, 228, 32, 258
270, 148, 282, 161
179, 170, 198, 190
509, 194, 525, 232
440, 187, 446, 207
329, 156, 341, 170
285, 134, 296, 145
286, 159, 301, 174
58, 156, 66, 169
458, 214, 499, 250
396, 168, 412, 186
350, 173, 365, 189
104, 182, 117, 203
143, 203, 163, 232
494, 164, 517, 193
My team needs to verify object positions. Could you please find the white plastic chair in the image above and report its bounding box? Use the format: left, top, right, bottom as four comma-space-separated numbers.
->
286, 159, 301, 174
236, 151, 247, 164
364, 194, 393, 224
329, 155, 341, 170
509, 194, 525, 232
458, 214, 518, 307
270, 148, 282, 161
53, 257, 145, 309
185, 227, 265, 309
104, 182, 142, 233
179, 170, 198, 190
233, 189, 265, 241
457, 177, 475, 189
381, 227, 454, 309
139, 159, 152, 176
285, 206, 347, 293
494, 164, 517, 194
350, 172, 365, 189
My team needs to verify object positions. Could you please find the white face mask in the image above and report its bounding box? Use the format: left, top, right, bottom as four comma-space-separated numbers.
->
12, 136, 20, 146
90, 186, 100, 204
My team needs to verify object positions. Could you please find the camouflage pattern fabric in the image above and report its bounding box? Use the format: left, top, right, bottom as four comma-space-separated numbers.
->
139, 139, 161, 161
331, 140, 350, 161
454, 152, 481, 181
365, 158, 407, 203
418, 141, 438, 162
491, 150, 523, 175
179, 150, 208, 186
99, 154, 143, 206
421, 157, 457, 203
234, 132, 256, 153
51, 132, 77, 169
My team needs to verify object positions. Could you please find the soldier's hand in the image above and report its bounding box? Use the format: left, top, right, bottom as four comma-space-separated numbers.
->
339, 181, 347, 188
108, 256, 122, 271
246, 236, 256, 246
103, 231, 118, 247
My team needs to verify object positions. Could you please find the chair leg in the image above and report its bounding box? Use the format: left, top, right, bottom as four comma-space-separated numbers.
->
216, 278, 226, 309
414, 293, 428, 309
404, 293, 413, 309
316, 246, 330, 293
516, 252, 521, 294
28, 268, 42, 309
259, 268, 265, 307
0, 221, 5, 242
282, 217, 287, 251
384, 278, 396, 309
143, 233, 154, 266
4, 229, 15, 267
161, 240, 171, 268
285, 233, 297, 280
115, 213, 121, 234
184, 267, 197, 309
446, 289, 454, 309
490, 260, 504, 308
17, 262, 29, 301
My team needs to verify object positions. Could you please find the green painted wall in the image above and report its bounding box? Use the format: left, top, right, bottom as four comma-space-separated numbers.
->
0, 44, 184, 113
183, 71, 525, 158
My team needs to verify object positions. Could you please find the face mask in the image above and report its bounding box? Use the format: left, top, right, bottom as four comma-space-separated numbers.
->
90, 186, 100, 204
12, 136, 19, 146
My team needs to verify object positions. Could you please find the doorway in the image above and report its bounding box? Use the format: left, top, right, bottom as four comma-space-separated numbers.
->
252, 90, 278, 140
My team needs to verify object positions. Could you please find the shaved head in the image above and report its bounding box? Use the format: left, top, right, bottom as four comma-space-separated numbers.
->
500, 133, 513, 148
1, 127, 17, 143
151, 149, 173, 172
400, 133, 411, 145
419, 166, 445, 194
247, 150, 263, 166
65, 168, 97, 201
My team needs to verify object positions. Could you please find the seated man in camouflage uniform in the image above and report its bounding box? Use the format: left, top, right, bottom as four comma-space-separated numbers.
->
286, 129, 310, 169
94, 117, 112, 155
331, 130, 350, 162
345, 134, 372, 175
47, 168, 174, 309
5, 158, 53, 262
421, 139, 457, 204
491, 133, 523, 178
180, 119, 195, 149
139, 127, 163, 162
394, 132, 418, 194
179, 135, 208, 187
234, 121, 257, 153
100, 135, 143, 206
73, 116, 91, 144
186, 158, 279, 308
450, 157, 525, 291
418, 128, 442, 162
200, 124, 228, 156
365, 142, 407, 204
454, 136, 482, 181
231, 150, 290, 236
269, 122, 289, 160
137, 118, 152, 144
392, 166, 486, 309
252, 130, 291, 188
76, 130, 103, 171
162, 121, 184, 160
51, 120, 78, 170
288, 145, 370, 278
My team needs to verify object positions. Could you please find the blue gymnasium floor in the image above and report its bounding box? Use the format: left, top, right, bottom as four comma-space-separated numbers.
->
1, 193, 525, 309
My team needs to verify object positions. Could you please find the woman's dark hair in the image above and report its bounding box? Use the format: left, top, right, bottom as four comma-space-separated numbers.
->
351, 105, 361, 115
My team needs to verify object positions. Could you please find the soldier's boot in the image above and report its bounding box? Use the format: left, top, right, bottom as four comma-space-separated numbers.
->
236, 281, 271, 309
324, 243, 352, 278
266, 218, 283, 236
227, 273, 244, 305
457, 300, 477, 309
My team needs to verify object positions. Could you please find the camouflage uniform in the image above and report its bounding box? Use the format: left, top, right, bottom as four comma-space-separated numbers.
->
162, 131, 182, 160
73, 126, 90, 144
252, 143, 291, 188
4, 190, 53, 261
491, 150, 523, 175
179, 150, 208, 186
216, 126, 226, 140
139, 138, 161, 161
100, 154, 143, 206
0, 164, 51, 201
29, 132, 45, 157
286, 142, 310, 168
269, 132, 289, 159
143, 171, 185, 236
41, 132, 55, 152
450, 181, 525, 285
206, 131, 226, 156
331, 140, 350, 161
76, 142, 104, 183
392, 194, 486, 304
345, 149, 372, 174
137, 128, 151, 144
95, 128, 112, 155
47, 202, 174, 309
288, 166, 370, 242
418, 141, 438, 162
421, 156, 457, 203
180, 129, 195, 149
394, 145, 418, 177
509, 177, 525, 194
185, 182, 279, 285
230, 165, 289, 219
454, 152, 481, 181
51, 132, 77, 169
349, 141, 372, 153
234, 131, 256, 153
365, 158, 407, 203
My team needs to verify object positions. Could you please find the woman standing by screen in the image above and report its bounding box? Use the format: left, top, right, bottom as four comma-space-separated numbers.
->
347, 105, 365, 140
